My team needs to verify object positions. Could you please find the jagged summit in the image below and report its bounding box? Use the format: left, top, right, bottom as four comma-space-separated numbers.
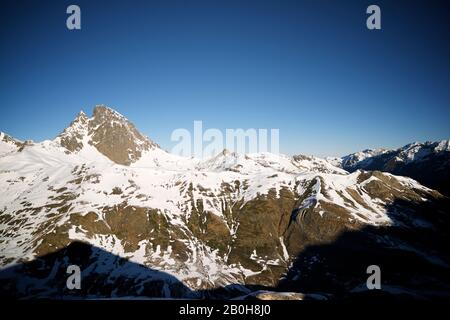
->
56, 105, 159, 165
0, 131, 34, 156
77, 109, 88, 117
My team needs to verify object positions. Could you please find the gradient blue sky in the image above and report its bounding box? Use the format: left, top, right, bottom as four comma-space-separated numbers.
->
1, 0, 449, 157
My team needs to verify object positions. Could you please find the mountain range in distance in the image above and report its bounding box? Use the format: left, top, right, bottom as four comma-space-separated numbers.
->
0, 105, 449, 300
328, 140, 450, 197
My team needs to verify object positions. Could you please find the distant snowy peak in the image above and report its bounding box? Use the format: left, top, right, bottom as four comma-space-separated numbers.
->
399, 140, 450, 163
56, 105, 159, 165
340, 140, 450, 169
0, 131, 27, 156
292, 154, 347, 174
340, 148, 388, 168
192, 150, 346, 175
335, 139, 450, 196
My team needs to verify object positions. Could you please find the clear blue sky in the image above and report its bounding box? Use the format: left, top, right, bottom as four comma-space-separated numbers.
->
1, 0, 449, 157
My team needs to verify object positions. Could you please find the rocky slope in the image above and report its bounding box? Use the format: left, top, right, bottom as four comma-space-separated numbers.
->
0, 106, 449, 299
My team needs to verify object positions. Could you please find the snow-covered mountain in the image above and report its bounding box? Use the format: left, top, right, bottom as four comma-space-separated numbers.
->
1, 106, 449, 299
334, 141, 450, 196
0, 132, 30, 156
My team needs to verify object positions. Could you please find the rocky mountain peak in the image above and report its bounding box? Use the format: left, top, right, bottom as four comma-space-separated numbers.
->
74, 110, 88, 123
221, 148, 231, 156
336, 139, 450, 196
57, 105, 159, 165
56, 112, 89, 153
1, 131, 17, 143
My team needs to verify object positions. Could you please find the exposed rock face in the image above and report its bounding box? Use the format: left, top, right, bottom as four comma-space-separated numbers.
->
237, 290, 310, 300
337, 141, 450, 196
57, 105, 158, 165
89, 106, 157, 165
